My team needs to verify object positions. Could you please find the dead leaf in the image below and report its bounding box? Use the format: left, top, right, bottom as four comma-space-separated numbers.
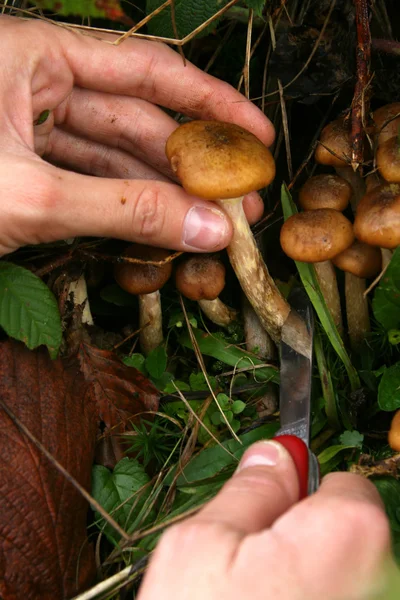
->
77, 343, 160, 432
0, 340, 98, 599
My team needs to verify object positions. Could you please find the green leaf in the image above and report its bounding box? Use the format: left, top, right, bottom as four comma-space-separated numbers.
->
339, 430, 364, 448
91, 457, 152, 543
100, 283, 136, 307
180, 329, 279, 384
280, 185, 360, 391
151, 371, 174, 391
373, 247, 400, 331
146, 0, 230, 39
217, 393, 230, 409
189, 372, 218, 391
232, 400, 246, 415
245, 0, 266, 16
317, 444, 356, 476
122, 353, 148, 375
211, 411, 222, 426
378, 362, 400, 411
145, 345, 167, 379
163, 380, 191, 393
374, 478, 400, 533
171, 423, 279, 485
35, 0, 126, 20
389, 330, 400, 345
0, 262, 62, 358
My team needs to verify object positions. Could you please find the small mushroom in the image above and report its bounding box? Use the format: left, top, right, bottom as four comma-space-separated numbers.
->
280, 209, 354, 333
166, 120, 290, 342
114, 244, 172, 355
315, 117, 366, 210
332, 241, 382, 349
373, 103, 400, 146
388, 410, 400, 452
354, 183, 400, 249
175, 254, 237, 327
376, 135, 400, 183
298, 174, 352, 211
68, 273, 94, 326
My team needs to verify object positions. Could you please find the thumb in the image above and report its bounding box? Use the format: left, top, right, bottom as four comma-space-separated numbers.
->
41, 163, 233, 251
193, 440, 300, 534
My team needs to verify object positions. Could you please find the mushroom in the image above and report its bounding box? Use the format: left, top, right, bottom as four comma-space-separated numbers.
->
298, 174, 352, 212
175, 254, 238, 327
373, 103, 400, 146
166, 120, 290, 342
388, 410, 400, 452
376, 135, 400, 183
280, 209, 354, 333
315, 117, 366, 210
296, 174, 353, 335
332, 241, 382, 350
68, 273, 94, 326
114, 244, 172, 355
354, 183, 400, 249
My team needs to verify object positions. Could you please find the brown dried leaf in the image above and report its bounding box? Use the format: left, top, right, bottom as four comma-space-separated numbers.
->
0, 340, 98, 599
77, 343, 160, 432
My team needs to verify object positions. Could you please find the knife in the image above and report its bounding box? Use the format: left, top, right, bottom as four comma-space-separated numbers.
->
274, 287, 319, 499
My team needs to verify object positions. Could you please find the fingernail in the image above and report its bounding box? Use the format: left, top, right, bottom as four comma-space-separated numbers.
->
237, 441, 289, 472
183, 205, 229, 250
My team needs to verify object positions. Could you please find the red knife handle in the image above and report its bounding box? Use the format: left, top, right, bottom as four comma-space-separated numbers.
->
274, 435, 309, 500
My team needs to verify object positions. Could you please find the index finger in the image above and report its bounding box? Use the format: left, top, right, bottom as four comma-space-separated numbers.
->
25, 19, 275, 146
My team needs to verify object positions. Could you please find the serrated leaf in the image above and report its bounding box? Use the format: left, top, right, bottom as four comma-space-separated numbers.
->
145, 345, 167, 379
0, 262, 62, 358
123, 353, 148, 375
378, 362, 400, 411
339, 430, 364, 448
280, 184, 360, 391
373, 247, 400, 331
146, 0, 230, 39
232, 400, 246, 415
91, 457, 152, 543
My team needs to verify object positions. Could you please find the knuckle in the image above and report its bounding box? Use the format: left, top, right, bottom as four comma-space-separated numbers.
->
129, 185, 166, 240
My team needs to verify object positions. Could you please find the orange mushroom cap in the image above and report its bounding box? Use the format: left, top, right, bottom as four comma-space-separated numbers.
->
165, 121, 275, 199
376, 136, 400, 183
315, 118, 352, 168
332, 241, 382, 278
354, 184, 400, 249
298, 174, 352, 211
175, 255, 226, 301
114, 244, 172, 295
280, 209, 354, 262
388, 409, 400, 452
373, 103, 400, 146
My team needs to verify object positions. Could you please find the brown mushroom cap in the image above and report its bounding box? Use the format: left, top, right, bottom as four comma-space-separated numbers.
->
175, 255, 226, 301
388, 410, 400, 452
114, 244, 172, 295
280, 209, 354, 262
332, 241, 382, 278
376, 136, 400, 182
354, 183, 400, 248
315, 118, 352, 168
165, 121, 275, 199
373, 103, 400, 146
298, 174, 352, 211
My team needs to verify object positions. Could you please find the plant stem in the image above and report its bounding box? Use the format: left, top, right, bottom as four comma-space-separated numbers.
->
352, 0, 371, 170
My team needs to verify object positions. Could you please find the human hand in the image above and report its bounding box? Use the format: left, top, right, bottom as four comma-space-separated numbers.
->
0, 16, 274, 257
138, 441, 392, 600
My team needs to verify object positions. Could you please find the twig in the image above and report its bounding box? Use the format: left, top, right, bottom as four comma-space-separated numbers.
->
371, 38, 400, 56
243, 9, 253, 98
351, 0, 372, 170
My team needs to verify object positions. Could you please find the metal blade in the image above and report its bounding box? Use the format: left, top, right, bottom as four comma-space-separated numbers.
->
277, 288, 314, 446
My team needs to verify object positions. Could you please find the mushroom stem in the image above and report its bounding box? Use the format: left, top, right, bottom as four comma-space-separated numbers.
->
314, 261, 343, 336
68, 274, 94, 326
215, 196, 290, 341
242, 294, 276, 359
198, 298, 238, 328
335, 166, 366, 212
381, 248, 393, 270
139, 291, 163, 355
345, 273, 370, 350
